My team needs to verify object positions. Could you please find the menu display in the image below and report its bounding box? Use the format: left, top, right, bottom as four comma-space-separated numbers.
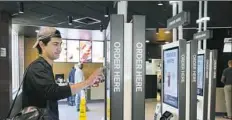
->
79, 30, 92, 40
92, 30, 104, 41
92, 42, 104, 62
53, 39, 104, 63
197, 54, 204, 96
80, 41, 92, 63
67, 40, 80, 62
54, 40, 67, 62
163, 48, 179, 108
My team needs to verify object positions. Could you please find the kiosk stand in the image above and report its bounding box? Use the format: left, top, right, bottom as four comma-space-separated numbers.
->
193, 1, 218, 120
160, 1, 189, 120
186, 40, 198, 120
161, 40, 187, 120
196, 49, 210, 120
208, 50, 218, 120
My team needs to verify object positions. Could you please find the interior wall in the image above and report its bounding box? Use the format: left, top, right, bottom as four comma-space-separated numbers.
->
24, 38, 39, 69
146, 43, 162, 60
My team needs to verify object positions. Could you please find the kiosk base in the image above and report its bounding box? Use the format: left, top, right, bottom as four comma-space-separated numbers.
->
160, 111, 174, 120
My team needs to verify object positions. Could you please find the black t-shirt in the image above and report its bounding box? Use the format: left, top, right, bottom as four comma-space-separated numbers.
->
22, 57, 72, 119
222, 67, 232, 85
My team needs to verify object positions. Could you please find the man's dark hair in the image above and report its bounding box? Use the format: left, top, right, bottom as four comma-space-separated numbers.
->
36, 37, 51, 54
36, 29, 62, 55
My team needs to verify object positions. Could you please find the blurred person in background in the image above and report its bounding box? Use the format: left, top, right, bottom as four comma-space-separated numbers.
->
221, 60, 232, 119
74, 62, 89, 112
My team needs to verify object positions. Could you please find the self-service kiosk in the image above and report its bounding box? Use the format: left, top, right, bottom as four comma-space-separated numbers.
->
197, 49, 210, 120
161, 39, 187, 120
196, 49, 218, 120
161, 41, 217, 120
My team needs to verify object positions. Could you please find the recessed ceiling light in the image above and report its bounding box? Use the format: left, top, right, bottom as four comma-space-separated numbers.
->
158, 2, 163, 6
18, 2, 24, 14
165, 30, 170, 34
146, 40, 150, 43
35, 30, 39, 33
104, 7, 109, 18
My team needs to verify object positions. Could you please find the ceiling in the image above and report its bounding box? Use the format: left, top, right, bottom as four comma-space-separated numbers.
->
1, 1, 232, 37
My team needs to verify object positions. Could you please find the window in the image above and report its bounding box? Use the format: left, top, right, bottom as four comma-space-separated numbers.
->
11, 29, 20, 96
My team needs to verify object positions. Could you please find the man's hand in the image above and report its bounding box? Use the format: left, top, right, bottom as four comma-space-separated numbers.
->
221, 76, 225, 84
85, 67, 104, 86
70, 67, 104, 95
221, 80, 225, 84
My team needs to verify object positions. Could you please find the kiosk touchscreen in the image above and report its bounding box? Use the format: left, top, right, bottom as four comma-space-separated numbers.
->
163, 48, 179, 108
197, 50, 210, 120
197, 54, 204, 96
161, 40, 187, 120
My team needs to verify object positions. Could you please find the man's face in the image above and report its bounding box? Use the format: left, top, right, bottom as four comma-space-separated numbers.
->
40, 37, 62, 60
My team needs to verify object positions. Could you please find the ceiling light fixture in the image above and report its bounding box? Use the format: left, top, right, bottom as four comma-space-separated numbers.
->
104, 7, 109, 18
165, 30, 170, 34
158, 1, 163, 6
18, 2, 24, 14
146, 40, 150, 43
35, 30, 39, 33
68, 16, 73, 25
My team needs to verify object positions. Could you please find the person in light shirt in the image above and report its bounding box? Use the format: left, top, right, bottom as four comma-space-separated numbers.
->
74, 62, 89, 111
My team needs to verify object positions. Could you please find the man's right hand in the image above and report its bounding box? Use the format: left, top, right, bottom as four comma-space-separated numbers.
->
85, 67, 104, 86
70, 67, 104, 96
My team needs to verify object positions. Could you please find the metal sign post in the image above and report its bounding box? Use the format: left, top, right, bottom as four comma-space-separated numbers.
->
189, 40, 198, 120
196, 1, 210, 50
110, 14, 124, 120
132, 15, 146, 120
167, 11, 190, 31
208, 50, 218, 120
203, 49, 210, 120
161, 1, 189, 120
193, 30, 213, 41
178, 40, 187, 120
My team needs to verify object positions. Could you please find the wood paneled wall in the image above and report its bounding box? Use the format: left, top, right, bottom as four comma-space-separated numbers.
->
24, 37, 102, 80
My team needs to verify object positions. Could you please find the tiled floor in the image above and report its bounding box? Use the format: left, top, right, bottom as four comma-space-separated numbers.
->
58, 99, 227, 120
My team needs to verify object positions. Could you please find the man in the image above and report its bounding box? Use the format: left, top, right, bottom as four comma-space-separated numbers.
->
74, 62, 89, 111
221, 60, 232, 119
22, 27, 102, 120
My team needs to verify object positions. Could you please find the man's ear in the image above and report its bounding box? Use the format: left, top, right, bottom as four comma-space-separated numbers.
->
38, 41, 44, 48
